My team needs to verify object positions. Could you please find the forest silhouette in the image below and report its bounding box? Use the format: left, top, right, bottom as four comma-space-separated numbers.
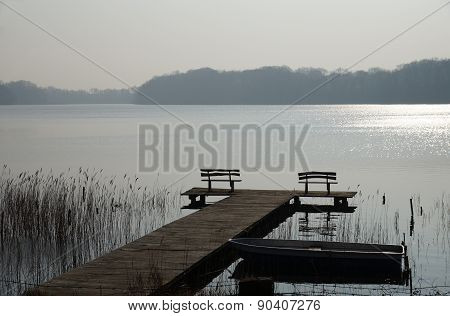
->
1, 59, 449, 105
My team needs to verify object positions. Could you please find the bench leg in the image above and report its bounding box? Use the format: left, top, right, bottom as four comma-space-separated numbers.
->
208, 180, 212, 192
293, 196, 301, 206
334, 197, 348, 207
189, 195, 197, 206
334, 197, 340, 207
199, 195, 206, 206
305, 183, 308, 194
230, 181, 235, 193
327, 183, 330, 194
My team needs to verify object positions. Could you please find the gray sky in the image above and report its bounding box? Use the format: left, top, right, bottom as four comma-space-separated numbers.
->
1, 0, 449, 89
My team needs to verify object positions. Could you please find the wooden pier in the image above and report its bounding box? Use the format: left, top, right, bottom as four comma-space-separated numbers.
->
32, 188, 356, 295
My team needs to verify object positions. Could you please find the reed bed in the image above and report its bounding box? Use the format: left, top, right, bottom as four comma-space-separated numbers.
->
0, 166, 181, 295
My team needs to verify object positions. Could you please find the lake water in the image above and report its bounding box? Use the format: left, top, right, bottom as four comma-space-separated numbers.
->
1, 104, 448, 190
0, 104, 449, 295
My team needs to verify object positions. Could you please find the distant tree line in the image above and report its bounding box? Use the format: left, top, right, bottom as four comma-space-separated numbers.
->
0, 81, 133, 105
1, 59, 449, 105
136, 59, 450, 104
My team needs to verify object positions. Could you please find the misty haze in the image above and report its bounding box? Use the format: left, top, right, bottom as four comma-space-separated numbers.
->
0, 0, 449, 304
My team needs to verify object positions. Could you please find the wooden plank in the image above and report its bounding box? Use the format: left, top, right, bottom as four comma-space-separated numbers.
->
200, 179, 242, 182
200, 169, 240, 172
298, 175, 337, 180
299, 181, 338, 184
201, 172, 240, 177
298, 171, 337, 176
181, 188, 356, 198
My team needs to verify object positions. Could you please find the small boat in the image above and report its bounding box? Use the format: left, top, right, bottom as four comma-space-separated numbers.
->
229, 238, 405, 274
230, 238, 404, 260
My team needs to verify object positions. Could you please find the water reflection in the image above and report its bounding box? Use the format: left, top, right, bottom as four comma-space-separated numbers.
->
298, 213, 339, 238
232, 256, 406, 296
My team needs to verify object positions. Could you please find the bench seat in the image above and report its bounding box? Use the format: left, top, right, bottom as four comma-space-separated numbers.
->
298, 171, 337, 194
201, 169, 241, 192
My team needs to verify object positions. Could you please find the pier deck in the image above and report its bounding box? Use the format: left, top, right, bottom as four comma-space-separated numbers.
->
33, 188, 356, 295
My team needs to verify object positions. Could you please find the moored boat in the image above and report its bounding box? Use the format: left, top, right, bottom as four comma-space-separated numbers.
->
229, 238, 405, 273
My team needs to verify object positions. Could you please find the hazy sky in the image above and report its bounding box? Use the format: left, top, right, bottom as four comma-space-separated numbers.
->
1, 0, 449, 89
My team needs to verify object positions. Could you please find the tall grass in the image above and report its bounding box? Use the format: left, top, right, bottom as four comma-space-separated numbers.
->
0, 166, 181, 295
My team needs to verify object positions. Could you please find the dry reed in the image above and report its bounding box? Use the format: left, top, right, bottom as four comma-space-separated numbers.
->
0, 166, 181, 295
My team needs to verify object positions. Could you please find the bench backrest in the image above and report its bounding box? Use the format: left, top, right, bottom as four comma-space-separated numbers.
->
298, 171, 337, 182
201, 169, 240, 180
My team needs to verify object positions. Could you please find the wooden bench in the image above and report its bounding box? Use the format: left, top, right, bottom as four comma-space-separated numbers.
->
298, 171, 337, 194
201, 169, 241, 193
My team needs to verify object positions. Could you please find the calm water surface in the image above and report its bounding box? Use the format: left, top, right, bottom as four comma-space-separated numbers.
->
0, 104, 449, 295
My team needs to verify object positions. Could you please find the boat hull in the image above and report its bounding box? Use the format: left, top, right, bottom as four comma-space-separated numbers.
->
229, 238, 404, 278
